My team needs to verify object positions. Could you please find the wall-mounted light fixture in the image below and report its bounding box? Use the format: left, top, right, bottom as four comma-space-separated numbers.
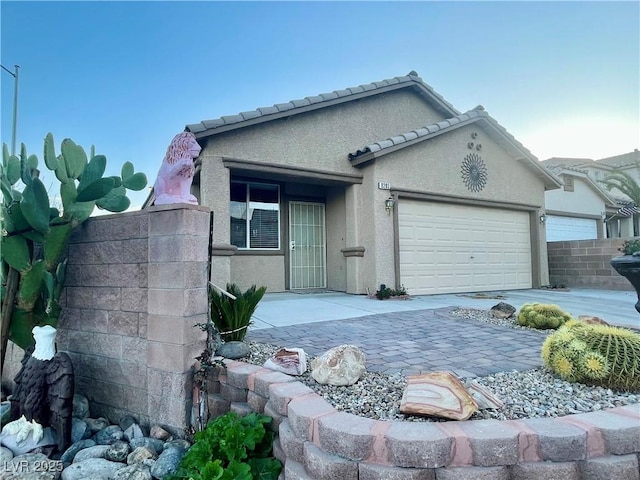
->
539, 214, 546, 224
385, 196, 396, 214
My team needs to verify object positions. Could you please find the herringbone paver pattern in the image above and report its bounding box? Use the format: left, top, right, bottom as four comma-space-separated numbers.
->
246, 307, 547, 377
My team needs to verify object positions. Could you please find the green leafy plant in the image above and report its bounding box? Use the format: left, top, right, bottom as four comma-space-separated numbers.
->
542, 320, 640, 390
209, 283, 267, 342
516, 303, 573, 330
0, 134, 147, 365
620, 239, 640, 255
374, 283, 408, 300
167, 412, 282, 480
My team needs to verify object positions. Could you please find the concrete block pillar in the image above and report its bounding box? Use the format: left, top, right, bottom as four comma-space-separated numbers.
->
146, 204, 211, 433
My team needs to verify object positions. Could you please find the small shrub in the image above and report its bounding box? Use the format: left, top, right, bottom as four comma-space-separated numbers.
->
620, 239, 640, 255
209, 284, 267, 342
167, 412, 282, 480
375, 284, 408, 300
516, 303, 573, 330
542, 320, 640, 391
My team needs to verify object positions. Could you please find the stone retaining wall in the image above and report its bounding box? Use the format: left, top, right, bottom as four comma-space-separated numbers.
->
198, 360, 640, 480
547, 238, 633, 290
3, 205, 211, 435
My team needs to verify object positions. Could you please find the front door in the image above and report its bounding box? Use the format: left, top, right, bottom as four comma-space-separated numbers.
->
289, 202, 326, 289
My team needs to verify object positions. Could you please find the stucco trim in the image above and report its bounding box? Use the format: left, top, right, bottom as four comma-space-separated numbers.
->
211, 243, 238, 256
392, 189, 541, 212
222, 158, 363, 186
341, 246, 366, 257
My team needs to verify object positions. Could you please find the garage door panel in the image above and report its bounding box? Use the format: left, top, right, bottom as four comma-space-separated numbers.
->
399, 200, 532, 295
546, 216, 597, 242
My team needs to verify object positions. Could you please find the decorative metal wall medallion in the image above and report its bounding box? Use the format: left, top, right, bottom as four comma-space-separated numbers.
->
461, 153, 488, 192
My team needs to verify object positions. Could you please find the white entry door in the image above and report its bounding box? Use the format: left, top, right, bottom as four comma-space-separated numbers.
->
289, 202, 327, 289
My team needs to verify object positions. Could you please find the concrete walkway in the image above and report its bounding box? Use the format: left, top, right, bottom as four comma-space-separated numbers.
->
250, 288, 640, 331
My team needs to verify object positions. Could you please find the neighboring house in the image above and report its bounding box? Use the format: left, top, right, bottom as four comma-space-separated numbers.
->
170, 72, 562, 295
543, 166, 618, 241
542, 150, 640, 238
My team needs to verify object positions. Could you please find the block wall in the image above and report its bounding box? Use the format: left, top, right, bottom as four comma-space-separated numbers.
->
547, 238, 633, 290
3, 204, 211, 435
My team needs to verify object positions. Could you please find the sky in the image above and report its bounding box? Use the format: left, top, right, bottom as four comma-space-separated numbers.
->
1, 1, 639, 211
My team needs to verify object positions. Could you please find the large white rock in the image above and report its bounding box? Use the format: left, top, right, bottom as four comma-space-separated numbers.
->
310, 345, 366, 386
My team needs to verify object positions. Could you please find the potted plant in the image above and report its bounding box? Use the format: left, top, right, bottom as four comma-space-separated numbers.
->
602, 168, 640, 314
208, 283, 266, 359
1, 135, 147, 370
610, 240, 640, 314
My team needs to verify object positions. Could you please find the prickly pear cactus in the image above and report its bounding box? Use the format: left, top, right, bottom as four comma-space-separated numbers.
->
516, 302, 573, 330
1, 134, 147, 351
542, 320, 640, 391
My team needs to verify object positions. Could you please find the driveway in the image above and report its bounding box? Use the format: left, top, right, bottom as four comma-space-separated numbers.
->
250, 288, 640, 331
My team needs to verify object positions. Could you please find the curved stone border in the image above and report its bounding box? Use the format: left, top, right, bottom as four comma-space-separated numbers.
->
198, 361, 640, 480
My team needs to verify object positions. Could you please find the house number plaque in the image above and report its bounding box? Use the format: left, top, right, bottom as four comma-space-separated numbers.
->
378, 182, 391, 190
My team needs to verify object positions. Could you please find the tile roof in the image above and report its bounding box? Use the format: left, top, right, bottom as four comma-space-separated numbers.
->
347, 106, 562, 190
186, 71, 459, 136
595, 150, 640, 168
348, 107, 533, 161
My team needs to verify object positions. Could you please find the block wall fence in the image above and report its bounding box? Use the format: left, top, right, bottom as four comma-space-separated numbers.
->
547, 238, 634, 291
3, 204, 211, 435
201, 360, 640, 480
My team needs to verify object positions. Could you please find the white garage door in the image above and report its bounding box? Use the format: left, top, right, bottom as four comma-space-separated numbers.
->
546, 215, 597, 242
399, 200, 532, 295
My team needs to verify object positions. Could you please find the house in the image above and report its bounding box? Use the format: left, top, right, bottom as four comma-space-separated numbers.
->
542, 150, 640, 238
543, 166, 618, 241
180, 72, 562, 295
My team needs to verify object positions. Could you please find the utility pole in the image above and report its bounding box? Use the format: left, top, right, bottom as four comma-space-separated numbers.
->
1, 64, 20, 155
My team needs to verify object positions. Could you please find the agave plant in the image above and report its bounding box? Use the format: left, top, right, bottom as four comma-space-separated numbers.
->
209, 283, 267, 342
1, 134, 147, 368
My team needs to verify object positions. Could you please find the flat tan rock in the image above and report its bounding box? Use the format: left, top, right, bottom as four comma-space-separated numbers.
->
464, 380, 504, 410
400, 372, 478, 420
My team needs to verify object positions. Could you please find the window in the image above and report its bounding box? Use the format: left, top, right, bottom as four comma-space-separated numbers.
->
230, 182, 280, 249
563, 176, 574, 192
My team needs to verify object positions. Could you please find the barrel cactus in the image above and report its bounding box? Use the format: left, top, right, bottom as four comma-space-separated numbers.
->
516, 303, 573, 329
1, 134, 147, 362
542, 320, 640, 391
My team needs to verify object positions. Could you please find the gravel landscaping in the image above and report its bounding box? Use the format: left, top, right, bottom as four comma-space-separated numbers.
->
245, 308, 639, 422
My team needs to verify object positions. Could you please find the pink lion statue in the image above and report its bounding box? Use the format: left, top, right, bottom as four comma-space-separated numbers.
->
153, 131, 201, 205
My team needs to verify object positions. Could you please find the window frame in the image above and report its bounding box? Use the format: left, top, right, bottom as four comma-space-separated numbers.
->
230, 180, 281, 251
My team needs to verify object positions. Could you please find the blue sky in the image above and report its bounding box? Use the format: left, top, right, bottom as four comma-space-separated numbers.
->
2, 1, 639, 210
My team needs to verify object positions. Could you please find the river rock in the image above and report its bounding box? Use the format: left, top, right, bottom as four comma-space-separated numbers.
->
216, 341, 250, 359
71, 418, 90, 443
123, 423, 144, 442
310, 344, 366, 386
149, 426, 170, 441
105, 441, 130, 462
490, 302, 516, 319
118, 415, 138, 432
85, 417, 110, 434
95, 425, 124, 445
1, 452, 63, 480
400, 371, 478, 420
151, 446, 185, 479
113, 463, 152, 480
72, 395, 90, 419
60, 439, 96, 463
129, 437, 164, 454
577, 315, 610, 326
163, 439, 190, 451
0, 446, 13, 464
127, 446, 156, 465
62, 458, 125, 480
73, 444, 109, 463
0, 401, 11, 425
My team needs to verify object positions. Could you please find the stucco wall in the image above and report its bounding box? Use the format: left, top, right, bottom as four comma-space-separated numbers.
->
325, 187, 347, 291
231, 255, 286, 292
545, 175, 608, 216
3, 206, 210, 434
